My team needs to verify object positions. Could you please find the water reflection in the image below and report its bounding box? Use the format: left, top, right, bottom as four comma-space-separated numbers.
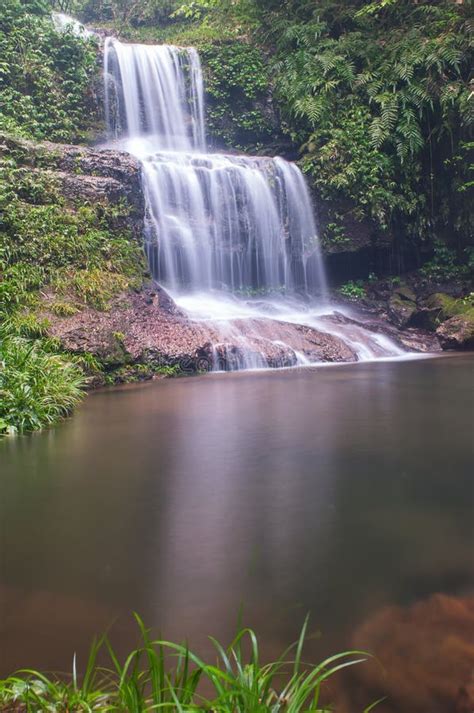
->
1, 355, 473, 710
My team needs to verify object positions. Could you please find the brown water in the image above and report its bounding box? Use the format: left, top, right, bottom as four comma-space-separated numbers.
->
1, 354, 473, 710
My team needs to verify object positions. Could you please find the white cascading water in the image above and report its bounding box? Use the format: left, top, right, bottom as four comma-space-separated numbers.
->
104, 38, 326, 297
102, 37, 404, 369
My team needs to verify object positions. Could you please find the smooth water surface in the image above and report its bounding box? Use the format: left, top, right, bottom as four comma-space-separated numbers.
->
1, 355, 473, 709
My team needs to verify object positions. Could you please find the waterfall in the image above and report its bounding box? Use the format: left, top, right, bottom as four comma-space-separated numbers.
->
102, 37, 405, 368
141, 152, 326, 293
103, 38, 327, 298
104, 39, 204, 150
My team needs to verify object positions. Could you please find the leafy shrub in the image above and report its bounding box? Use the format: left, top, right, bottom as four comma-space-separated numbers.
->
263, 0, 472, 251
421, 240, 470, 282
0, 329, 84, 435
339, 280, 366, 300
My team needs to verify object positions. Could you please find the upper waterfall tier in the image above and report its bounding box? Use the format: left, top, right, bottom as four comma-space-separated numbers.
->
104, 38, 205, 151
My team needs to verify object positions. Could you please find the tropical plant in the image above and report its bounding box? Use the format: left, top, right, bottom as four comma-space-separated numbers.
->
267, 0, 472, 246
339, 280, 366, 300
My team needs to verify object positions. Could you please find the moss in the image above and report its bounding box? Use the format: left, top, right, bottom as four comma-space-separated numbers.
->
424, 292, 474, 324
200, 42, 274, 150
393, 285, 416, 302
1, 145, 147, 320
103, 362, 182, 385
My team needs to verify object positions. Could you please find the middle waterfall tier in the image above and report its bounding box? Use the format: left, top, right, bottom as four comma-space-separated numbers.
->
143, 151, 327, 294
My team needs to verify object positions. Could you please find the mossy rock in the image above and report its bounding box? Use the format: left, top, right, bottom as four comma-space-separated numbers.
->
411, 292, 474, 332
393, 285, 416, 302
418, 292, 474, 349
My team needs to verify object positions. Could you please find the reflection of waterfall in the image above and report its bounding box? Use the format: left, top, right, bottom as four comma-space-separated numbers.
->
103, 37, 404, 368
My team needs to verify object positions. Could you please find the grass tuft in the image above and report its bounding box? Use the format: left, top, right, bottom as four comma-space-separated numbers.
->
0, 615, 379, 711
0, 324, 85, 435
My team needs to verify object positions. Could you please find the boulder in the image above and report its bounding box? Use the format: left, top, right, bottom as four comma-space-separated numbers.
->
44, 284, 360, 377
388, 285, 417, 328
436, 315, 474, 350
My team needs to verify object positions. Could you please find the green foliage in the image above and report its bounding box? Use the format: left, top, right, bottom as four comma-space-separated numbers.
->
301, 106, 420, 231
421, 240, 471, 283
267, 0, 472, 245
120, 0, 472, 259
201, 41, 273, 148
0, 614, 377, 711
49, 299, 80, 316
339, 280, 366, 300
323, 219, 351, 248
0, 0, 100, 142
104, 361, 182, 384
0, 325, 85, 435
77, 0, 179, 30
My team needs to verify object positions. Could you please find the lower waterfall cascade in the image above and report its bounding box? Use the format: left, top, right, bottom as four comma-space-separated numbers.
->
100, 34, 406, 370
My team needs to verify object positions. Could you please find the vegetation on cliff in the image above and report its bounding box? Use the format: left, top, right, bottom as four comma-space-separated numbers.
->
0, 0, 100, 142
0, 134, 147, 434
72, 0, 473, 268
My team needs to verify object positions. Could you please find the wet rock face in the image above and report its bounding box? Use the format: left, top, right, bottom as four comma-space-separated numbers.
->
365, 281, 474, 352
321, 310, 441, 354
211, 318, 357, 370
413, 292, 474, 350
46, 284, 359, 376
0, 134, 144, 238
